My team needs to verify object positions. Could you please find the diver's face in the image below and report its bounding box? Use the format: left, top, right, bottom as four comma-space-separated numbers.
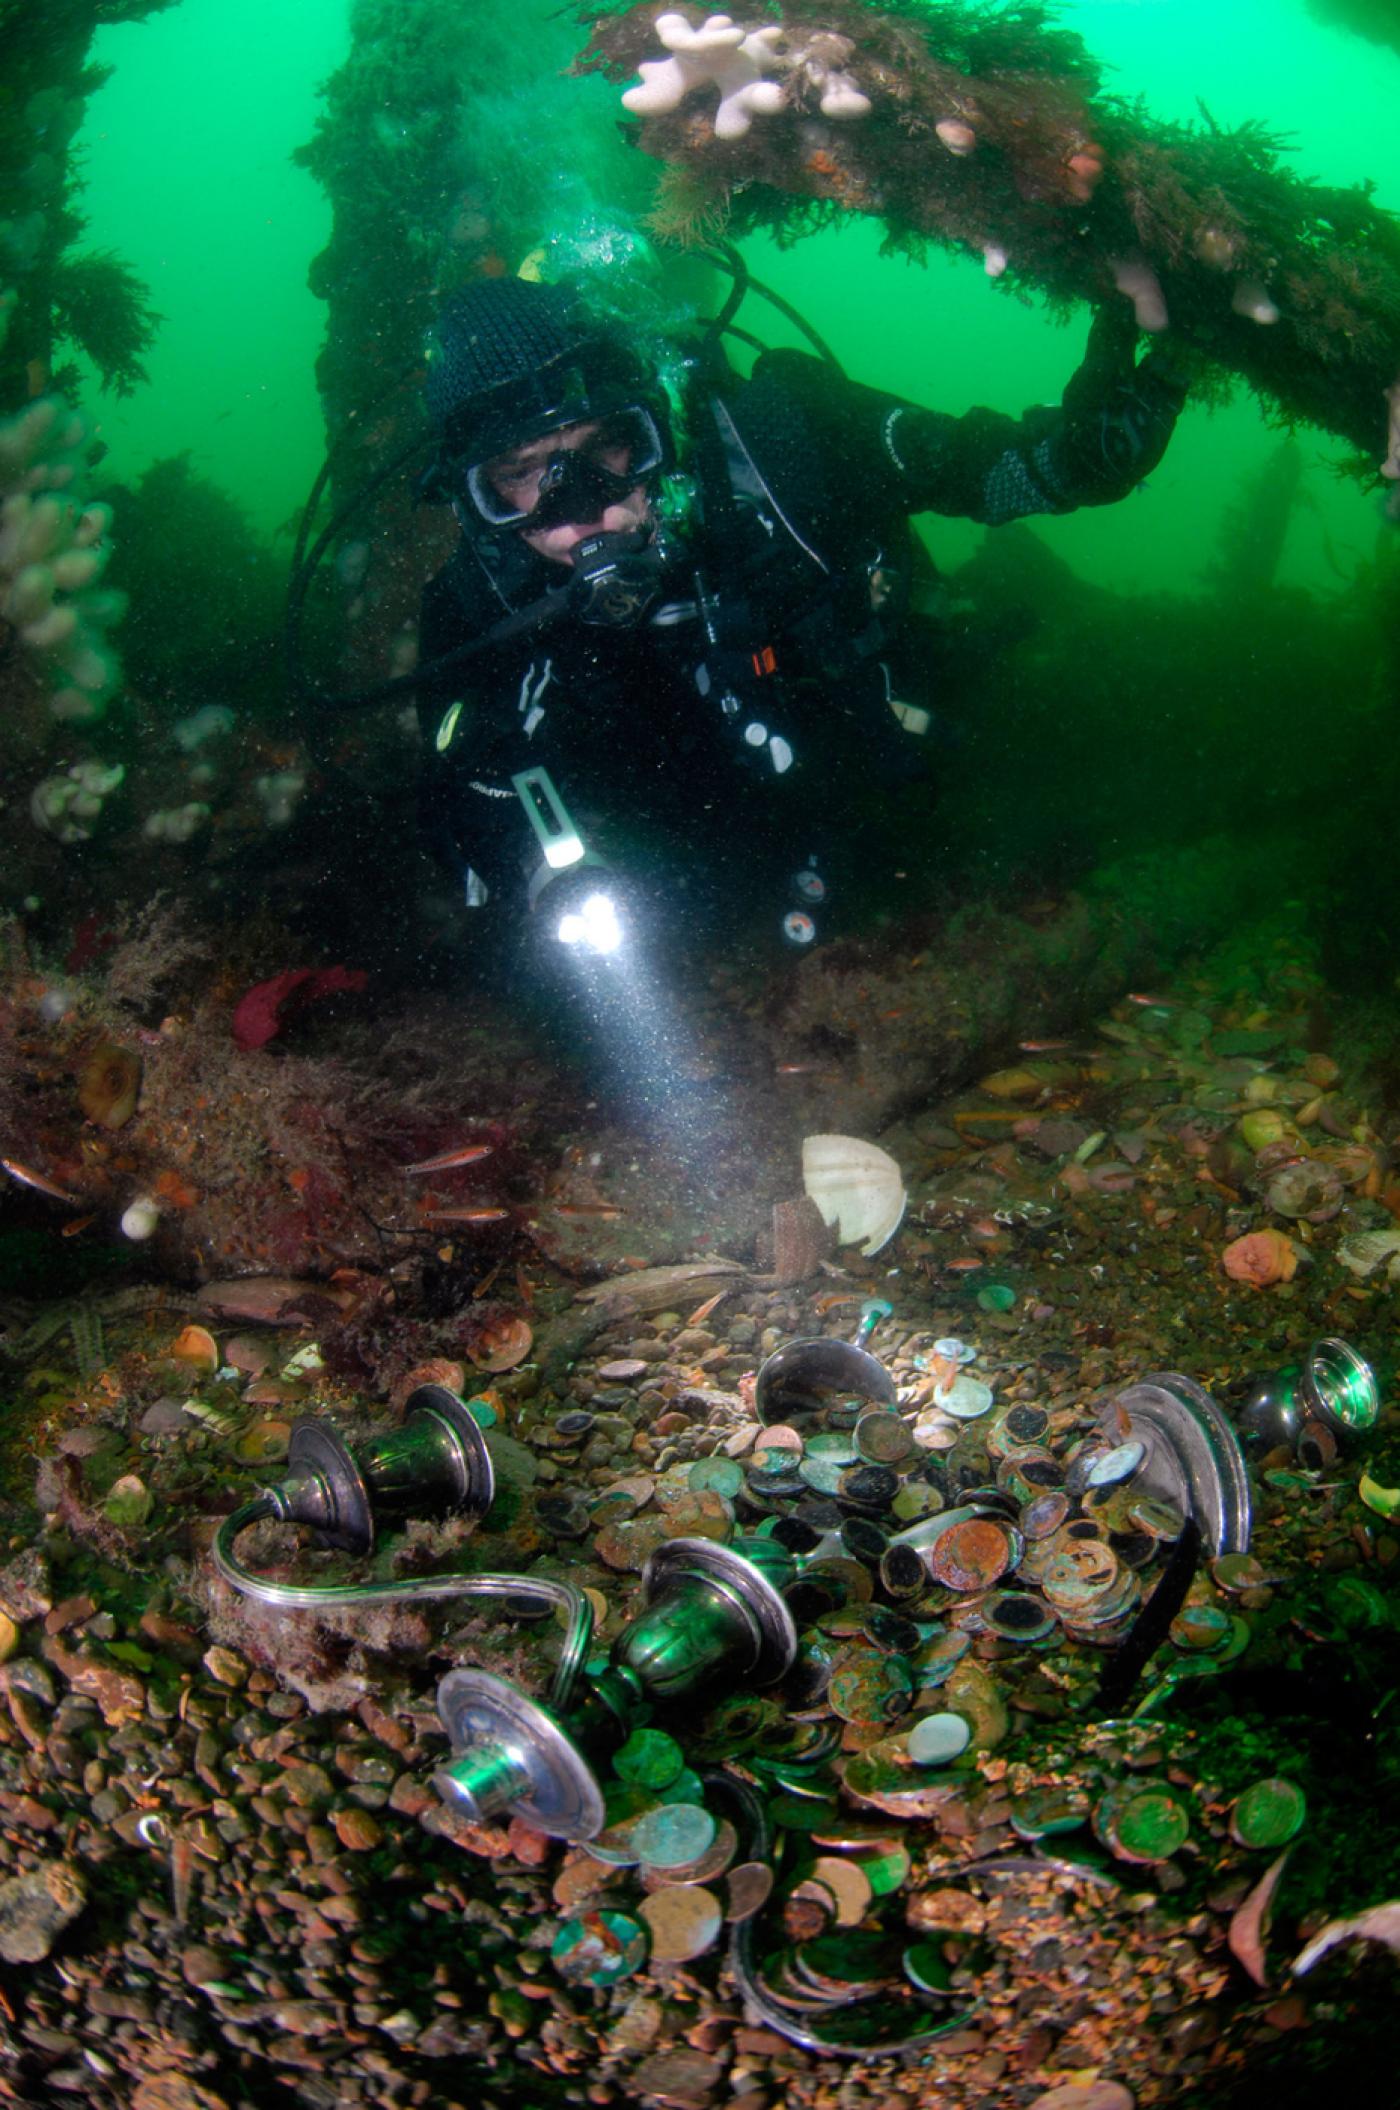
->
485, 419, 653, 566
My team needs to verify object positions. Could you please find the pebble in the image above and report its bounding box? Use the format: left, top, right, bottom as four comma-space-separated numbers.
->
0, 1860, 87, 1963
332, 1806, 382, 1852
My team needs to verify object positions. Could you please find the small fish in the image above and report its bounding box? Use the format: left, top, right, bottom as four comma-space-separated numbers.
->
60, 1213, 97, 1239
551, 1202, 623, 1220
1, 1157, 79, 1204
426, 1207, 512, 1224
1126, 992, 1174, 1009
1018, 1038, 1073, 1053
944, 1256, 985, 1272
403, 1142, 494, 1177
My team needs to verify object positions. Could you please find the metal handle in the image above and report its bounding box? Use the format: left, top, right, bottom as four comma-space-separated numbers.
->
212, 1498, 592, 1710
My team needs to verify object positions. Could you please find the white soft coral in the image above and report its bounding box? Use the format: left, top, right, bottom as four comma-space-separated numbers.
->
622, 12, 871, 140
622, 13, 786, 141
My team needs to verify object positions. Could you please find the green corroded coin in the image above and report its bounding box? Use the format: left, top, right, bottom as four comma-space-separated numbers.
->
551, 1910, 648, 1985
659, 1767, 706, 1807
1010, 1785, 1091, 1840
856, 1843, 912, 1896
1231, 1777, 1307, 1850
631, 1802, 716, 1871
1169, 1603, 1233, 1651
807, 1431, 859, 1462
464, 1395, 498, 1428
902, 1940, 956, 1995
688, 1455, 744, 1500
828, 1650, 914, 1725
799, 1455, 847, 1495
612, 1728, 685, 1793
975, 1284, 1017, 1313
1106, 1788, 1190, 1864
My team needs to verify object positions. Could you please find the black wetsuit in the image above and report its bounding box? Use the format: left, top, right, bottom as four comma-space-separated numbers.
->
417, 326, 1183, 931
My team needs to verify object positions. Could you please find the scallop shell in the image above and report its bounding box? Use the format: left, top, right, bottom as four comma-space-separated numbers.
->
801, 1134, 907, 1257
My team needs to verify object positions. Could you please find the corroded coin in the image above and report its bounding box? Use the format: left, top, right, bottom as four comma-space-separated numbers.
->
724, 1859, 775, 1922
659, 1491, 734, 1542
551, 1910, 648, 1985
1128, 1495, 1187, 1541
1042, 1538, 1120, 1610
1210, 1551, 1267, 1594
929, 1517, 1013, 1592
840, 1516, 890, 1565
1099, 1785, 1190, 1864
841, 1750, 961, 1821
1231, 1777, 1306, 1849
879, 1542, 930, 1598
855, 1411, 916, 1466
1020, 1489, 1071, 1541
594, 1517, 667, 1572
612, 1728, 685, 1793
997, 1448, 1060, 1503
638, 1883, 723, 1962
980, 1590, 1057, 1643
799, 1454, 847, 1495
854, 1842, 912, 1896
803, 1556, 874, 1605
935, 1375, 995, 1420
585, 1787, 660, 1867
1010, 1784, 1091, 1839
807, 1431, 859, 1463
638, 1817, 737, 1888
913, 1414, 962, 1451
1003, 1402, 1050, 1445
891, 1479, 944, 1523
911, 1630, 971, 1687
809, 1855, 874, 1926
1169, 1603, 1232, 1651
688, 1456, 744, 1500
839, 1464, 900, 1509
631, 1803, 717, 1872
828, 1649, 914, 1725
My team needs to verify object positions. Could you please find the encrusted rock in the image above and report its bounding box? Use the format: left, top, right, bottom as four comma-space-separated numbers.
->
0, 1858, 87, 1963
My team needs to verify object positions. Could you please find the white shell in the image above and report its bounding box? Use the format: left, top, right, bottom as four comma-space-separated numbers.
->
1336, 1229, 1400, 1279
801, 1134, 906, 1257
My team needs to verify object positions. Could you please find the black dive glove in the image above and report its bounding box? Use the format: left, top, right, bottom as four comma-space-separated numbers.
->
1047, 305, 1188, 504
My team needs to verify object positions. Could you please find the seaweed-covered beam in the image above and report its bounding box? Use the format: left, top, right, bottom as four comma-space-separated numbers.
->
577, 2, 1400, 472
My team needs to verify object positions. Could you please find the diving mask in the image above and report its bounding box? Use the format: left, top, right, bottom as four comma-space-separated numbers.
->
464, 407, 666, 530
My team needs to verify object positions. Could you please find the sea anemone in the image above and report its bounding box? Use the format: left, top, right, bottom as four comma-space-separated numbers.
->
1221, 1229, 1299, 1287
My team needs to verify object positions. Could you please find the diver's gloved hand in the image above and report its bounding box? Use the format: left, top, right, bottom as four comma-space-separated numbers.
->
1048, 305, 1189, 503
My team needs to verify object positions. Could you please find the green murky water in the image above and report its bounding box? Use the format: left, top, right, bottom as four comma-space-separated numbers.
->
73, 0, 1400, 585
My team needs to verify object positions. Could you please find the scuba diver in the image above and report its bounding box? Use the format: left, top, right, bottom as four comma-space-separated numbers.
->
411, 268, 1187, 961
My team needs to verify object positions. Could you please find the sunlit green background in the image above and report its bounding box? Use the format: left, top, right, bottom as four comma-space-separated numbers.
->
76, 0, 1400, 597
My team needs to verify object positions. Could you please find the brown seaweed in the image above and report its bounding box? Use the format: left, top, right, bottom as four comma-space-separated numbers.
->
577, 1, 1400, 468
